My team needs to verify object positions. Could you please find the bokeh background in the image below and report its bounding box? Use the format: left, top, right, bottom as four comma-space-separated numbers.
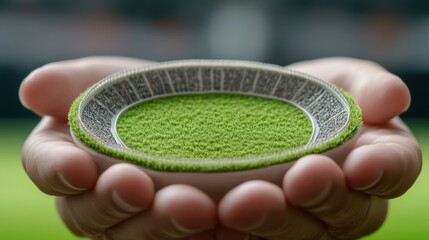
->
0, 0, 428, 239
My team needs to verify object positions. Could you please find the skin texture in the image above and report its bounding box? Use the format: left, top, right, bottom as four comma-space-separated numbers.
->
19, 57, 421, 239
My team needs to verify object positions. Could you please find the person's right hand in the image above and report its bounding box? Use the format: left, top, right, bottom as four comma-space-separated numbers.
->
216, 58, 421, 239
20, 57, 218, 239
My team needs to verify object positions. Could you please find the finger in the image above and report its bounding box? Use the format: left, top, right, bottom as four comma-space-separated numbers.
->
343, 118, 422, 198
19, 56, 154, 121
22, 117, 98, 195
219, 180, 329, 240
287, 57, 410, 124
284, 155, 388, 239
101, 185, 216, 240
56, 163, 154, 238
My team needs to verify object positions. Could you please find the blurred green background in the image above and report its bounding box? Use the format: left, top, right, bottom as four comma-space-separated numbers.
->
1, 0, 428, 239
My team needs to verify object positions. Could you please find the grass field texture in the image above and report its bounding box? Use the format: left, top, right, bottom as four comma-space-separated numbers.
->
117, 94, 312, 159
0, 118, 428, 239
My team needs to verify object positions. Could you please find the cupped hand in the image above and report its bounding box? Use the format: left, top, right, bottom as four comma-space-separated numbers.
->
20, 57, 217, 239
20, 57, 422, 240
217, 58, 422, 239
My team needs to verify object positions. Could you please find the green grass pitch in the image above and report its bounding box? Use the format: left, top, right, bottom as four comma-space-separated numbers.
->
69, 89, 361, 172
116, 94, 313, 159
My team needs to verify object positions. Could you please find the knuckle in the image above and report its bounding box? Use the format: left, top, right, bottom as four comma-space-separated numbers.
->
368, 142, 421, 198
63, 199, 105, 237
21, 137, 56, 194
98, 229, 118, 240
73, 218, 104, 238
327, 196, 387, 239
64, 195, 136, 238
56, 198, 88, 238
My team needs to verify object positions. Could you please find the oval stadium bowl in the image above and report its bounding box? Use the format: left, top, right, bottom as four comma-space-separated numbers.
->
69, 60, 361, 200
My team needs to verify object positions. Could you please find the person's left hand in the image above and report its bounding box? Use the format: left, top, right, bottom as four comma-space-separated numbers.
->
216, 58, 422, 239
20, 57, 218, 240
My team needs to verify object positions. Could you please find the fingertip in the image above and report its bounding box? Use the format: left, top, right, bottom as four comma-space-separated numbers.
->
284, 155, 343, 206
342, 144, 417, 198
18, 75, 32, 111
394, 78, 411, 113
22, 134, 98, 195
156, 185, 217, 232
219, 180, 328, 239
98, 164, 155, 210
20, 57, 154, 120
359, 73, 410, 124
96, 183, 216, 239
342, 145, 385, 191
19, 64, 72, 121
56, 146, 98, 191
19, 67, 46, 113
219, 180, 285, 230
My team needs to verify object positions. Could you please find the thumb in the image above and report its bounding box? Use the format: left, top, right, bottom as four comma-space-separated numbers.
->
19, 56, 153, 121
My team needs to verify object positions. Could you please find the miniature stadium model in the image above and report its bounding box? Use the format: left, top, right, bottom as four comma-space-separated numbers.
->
69, 60, 361, 199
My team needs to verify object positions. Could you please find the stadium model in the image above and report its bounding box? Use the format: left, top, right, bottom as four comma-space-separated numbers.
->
69, 60, 361, 199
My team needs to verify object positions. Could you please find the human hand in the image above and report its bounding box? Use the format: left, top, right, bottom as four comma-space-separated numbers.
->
217, 58, 422, 239
19, 57, 217, 239
20, 57, 422, 240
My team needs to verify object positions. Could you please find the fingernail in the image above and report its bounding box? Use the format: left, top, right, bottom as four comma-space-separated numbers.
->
112, 191, 141, 212
171, 218, 200, 234
354, 171, 383, 191
57, 172, 86, 191
300, 182, 332, 208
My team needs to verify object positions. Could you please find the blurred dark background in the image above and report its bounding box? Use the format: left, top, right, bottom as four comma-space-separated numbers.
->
1, 0, 428, 119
